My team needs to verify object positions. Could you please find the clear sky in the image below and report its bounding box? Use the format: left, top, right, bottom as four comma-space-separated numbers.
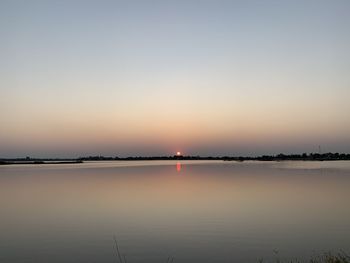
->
1, 0, 350, 158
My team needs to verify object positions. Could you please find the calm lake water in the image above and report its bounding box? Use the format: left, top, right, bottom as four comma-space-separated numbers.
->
0, 161, 349, 263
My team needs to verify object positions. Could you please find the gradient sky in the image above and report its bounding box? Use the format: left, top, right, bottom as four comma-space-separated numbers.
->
1, 0, 350, 157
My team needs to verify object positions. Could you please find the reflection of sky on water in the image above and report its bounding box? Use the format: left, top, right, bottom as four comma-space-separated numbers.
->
0, 161, 349, 263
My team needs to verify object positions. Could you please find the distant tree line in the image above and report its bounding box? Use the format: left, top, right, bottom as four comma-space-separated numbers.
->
246, 152, 350, 161
77, 152, 350, 161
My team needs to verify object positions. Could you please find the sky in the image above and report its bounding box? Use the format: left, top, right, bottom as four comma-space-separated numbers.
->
1, 0, 350, 158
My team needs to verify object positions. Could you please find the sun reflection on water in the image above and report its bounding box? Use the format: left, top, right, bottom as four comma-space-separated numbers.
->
176, 162, 181, 172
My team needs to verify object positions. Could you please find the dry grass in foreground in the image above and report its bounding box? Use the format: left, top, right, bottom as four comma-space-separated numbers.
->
113, 236, 349, 263
258, 251, 350, 263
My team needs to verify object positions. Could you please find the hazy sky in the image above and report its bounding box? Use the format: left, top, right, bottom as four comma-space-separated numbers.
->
1, 0, 350, 157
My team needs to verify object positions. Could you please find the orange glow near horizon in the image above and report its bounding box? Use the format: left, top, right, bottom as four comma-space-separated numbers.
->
176, 151, 181, 156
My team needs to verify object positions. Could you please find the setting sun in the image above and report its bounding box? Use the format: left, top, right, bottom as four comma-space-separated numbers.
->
176, 151, 181, 156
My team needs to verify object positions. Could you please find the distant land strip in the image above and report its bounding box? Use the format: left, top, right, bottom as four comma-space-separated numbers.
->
0, 159, 83, 165
1, 152, 350, 165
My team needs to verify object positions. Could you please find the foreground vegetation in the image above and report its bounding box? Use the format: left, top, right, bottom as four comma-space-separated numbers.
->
257, 252, 350, 263
113, 235, 349, 263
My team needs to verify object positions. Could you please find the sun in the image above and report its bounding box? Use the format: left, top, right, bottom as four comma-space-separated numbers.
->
176, 151, 181, 156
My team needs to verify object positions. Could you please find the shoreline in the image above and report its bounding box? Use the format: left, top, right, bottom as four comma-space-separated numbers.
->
2, 157, 350, 165
0, 160, 83, 165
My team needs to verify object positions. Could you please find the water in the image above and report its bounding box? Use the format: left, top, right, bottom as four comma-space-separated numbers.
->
0, 161, 349, 263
